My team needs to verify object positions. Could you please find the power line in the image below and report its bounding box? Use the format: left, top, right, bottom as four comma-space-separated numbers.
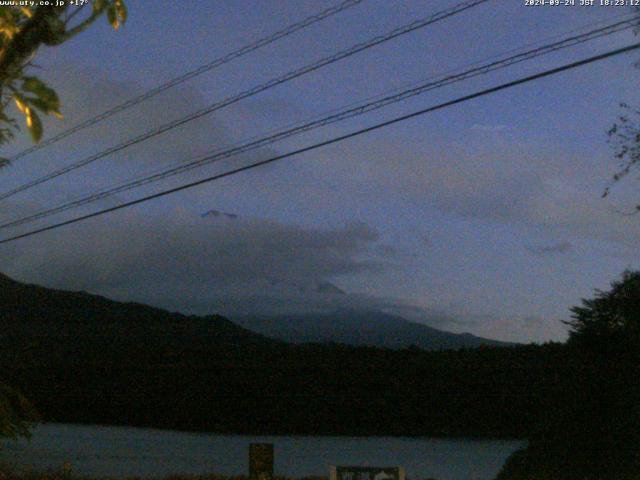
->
5, 0, 364, 163
1, 42, 638, 246
0, 19, 633, 230
0, 0, 489, 202
0, 16, 635, 231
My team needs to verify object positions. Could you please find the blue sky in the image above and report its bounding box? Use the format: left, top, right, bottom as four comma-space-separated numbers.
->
1, 0, 639, 342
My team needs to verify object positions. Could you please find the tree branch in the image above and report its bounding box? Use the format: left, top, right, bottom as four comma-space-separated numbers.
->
0, 6, 66, 86
54, 7, 104, 45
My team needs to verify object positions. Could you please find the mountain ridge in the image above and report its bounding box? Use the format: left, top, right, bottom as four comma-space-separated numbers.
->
0, 271, 554, 439
0, 272, 275, 348
234, 309, 512, 349
1, 272, 510, 350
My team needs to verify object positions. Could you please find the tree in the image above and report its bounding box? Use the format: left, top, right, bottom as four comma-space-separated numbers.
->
603, 10, 640, 208
0, 0, 127, 161
0, 0, 126, 441
497, 271, 640, 479
566, 269, 640, 349
603, 103, 640, 209
0, 383, 39, 440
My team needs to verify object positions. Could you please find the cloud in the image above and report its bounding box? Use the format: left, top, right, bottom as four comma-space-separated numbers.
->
0, 200, 572, 343
201, 209, 239, 219
9, 61, 638, 258
2, 48, 633, 346
0, 210, 391, 317
0, 63, 293, 233
299, 131, 640, 250
7, 66, 229, 164
0, 206, 482, 337
0, 64, 434, 325
525, 241, 573, 255
3, 63, 287, 200
438, 312, 569, 344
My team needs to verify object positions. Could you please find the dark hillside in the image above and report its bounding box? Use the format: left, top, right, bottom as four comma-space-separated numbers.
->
0, 273, 569, 438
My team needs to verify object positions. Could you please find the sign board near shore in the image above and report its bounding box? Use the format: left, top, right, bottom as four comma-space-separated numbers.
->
249, 443, 274, 480
331, 466, 405, 480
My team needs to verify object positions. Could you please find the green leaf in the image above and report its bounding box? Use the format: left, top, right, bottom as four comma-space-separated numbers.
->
22, 76, 60, 110
115, 0, 127, 25
93, 0, 107, 13
25, 108, 43, 142
22, 76, 48, 94
0, 8, 19, 39
19, 77, 63, 119
27, 97, 63, 119
106, 1, 127, 30
13, 93, 28, 114
106, 4, 118, 29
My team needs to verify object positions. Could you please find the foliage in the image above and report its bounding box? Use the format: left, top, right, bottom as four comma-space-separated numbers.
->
604, 103, 640, 208
497, 270, 640, 480
0, 1, 126, 162
0, 1, 126, 442
0, 383, 39, 440
603, 10, 640, 207
0, 272, 569, 439
566, 269, 640, 348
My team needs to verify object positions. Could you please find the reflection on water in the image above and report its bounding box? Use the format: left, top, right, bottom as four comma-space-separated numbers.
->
0, 423, 524, 480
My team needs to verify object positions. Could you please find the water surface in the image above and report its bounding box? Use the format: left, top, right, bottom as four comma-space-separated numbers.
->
0, 423, 523, 480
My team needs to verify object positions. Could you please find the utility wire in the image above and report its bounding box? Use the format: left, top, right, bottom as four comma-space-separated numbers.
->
0, 17, 635, 231
5, 0, 364, 163
0, 0, 489, 202
1, 42, 638, 246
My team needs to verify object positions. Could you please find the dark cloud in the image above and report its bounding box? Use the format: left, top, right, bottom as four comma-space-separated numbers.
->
0, 211, 389, 317
310, 134, 640, 249
6, 66, 230, 164
201, 209, 239, 219
525, 241, 573, 255
435, 312, 569, 344
0, 64, 289, 236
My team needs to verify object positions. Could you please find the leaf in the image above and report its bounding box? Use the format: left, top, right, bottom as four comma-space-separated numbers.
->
93, 0, 107, 13
0, 8, 18, 39
19, 77, 63, 119
29, 98, 63, 119
0, 25, 18, 40
107, 1, 127, 30
25, 108, 43, 142
0, 157, 10, 168
22, 76, 60, 109
115, 0, 127, 25
106, 4, 119, 29
22, 76, 48, 94
14, 94, 28, 114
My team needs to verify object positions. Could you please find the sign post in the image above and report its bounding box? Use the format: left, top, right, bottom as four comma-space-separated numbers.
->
330, 466, 405, 480
249, 443, 274, 480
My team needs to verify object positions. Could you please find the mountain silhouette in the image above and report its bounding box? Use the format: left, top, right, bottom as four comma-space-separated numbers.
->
0, 272, 275, 351
234, 310, 511, 349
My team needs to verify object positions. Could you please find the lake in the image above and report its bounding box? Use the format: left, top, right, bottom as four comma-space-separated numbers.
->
0, 423, 524, 480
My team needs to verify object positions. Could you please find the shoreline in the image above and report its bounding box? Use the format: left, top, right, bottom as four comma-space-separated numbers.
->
18, 421, 527, 443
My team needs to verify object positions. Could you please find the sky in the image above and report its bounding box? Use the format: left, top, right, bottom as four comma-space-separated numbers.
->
1, 0, 639, 343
